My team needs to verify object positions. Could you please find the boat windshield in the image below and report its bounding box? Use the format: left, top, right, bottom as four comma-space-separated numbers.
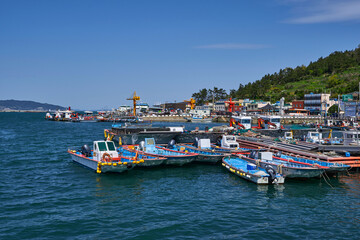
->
226, 136, 236, 141
98, 142, 107, 151
107, 141, 116, 151
146, 138, 155, 146
241, 119, 251, 124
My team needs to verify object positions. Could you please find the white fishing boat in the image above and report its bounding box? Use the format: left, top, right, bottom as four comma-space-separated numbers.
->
68, 140, 139, 173
190, 114, 213, 123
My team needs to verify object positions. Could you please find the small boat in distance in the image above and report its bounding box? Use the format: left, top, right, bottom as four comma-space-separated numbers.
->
190, 115, 213, 123
222, 156, 285, 185
68, 140, 139, 173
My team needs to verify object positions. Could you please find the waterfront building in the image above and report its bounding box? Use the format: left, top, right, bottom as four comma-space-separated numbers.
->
292, 100, 304, 109
246, 101, 270, 114
214, 100, 226, 112
304, 93, 333, 115
162, 102, 187, 112
136, 103, 149, 113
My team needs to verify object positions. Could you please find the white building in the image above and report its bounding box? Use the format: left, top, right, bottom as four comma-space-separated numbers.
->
118, 105, 131, 112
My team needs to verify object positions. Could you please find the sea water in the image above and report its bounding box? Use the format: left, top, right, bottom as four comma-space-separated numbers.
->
0, 113, 359, 239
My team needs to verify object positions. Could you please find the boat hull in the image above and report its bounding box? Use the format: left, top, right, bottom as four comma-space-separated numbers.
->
195, 154, 223, 163
162, 155, 196, 166
69, 152, 134, 173
138, 159, 165, 167
244, 156, 324, 178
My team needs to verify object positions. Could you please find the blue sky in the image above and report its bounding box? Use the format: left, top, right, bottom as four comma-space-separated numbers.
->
1, 0, 360, 110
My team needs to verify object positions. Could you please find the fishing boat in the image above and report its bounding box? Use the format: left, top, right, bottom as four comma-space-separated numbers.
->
273, 152, 350, 174
189, 115, 213, 123
174, 139, 230, 163
241, 151, 325, 178
222, 156, 285, 185
78, 111, 98, 122
68, 140, 139, 173
236, 141, 349, 174
118, 147, 166, 167
212, 135, 251, 153
123, 138, 198, 166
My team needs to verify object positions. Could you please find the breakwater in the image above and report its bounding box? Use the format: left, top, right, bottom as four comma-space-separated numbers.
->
143, 115, 322, 124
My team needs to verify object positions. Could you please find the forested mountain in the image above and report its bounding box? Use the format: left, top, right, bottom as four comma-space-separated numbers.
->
0, 100, 65, 111
192, 45, 360, 103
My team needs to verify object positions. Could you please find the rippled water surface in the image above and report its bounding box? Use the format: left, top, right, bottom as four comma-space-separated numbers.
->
1, 113, 360, 239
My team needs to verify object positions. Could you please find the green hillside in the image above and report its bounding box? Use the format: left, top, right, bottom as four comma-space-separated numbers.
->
192, 45, 360, 103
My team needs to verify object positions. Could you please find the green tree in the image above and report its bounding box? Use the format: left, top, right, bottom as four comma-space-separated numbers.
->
328, 104, 338, 114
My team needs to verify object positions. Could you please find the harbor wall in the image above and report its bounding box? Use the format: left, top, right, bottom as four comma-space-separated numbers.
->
143, 115, 323, 123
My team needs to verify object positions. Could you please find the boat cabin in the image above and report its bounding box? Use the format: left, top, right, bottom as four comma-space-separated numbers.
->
232, 116, 252, 129
284, 131, 293, 140
197, 139, 211, 149
342, 131, 360, 145
260, 116, 281, 129
143, 138, 157, 153
221, 135, 239, 149
93, 141, 119, 161
168, 127, 184, 132
306, 131, 323, 144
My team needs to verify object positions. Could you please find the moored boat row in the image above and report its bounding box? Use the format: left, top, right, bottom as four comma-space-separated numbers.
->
68, 132, 353, 185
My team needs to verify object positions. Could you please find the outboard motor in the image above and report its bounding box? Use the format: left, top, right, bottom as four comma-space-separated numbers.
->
81, 144, 92, 157
167, 139, 176, 149
265, 164, 277, 184
139, 141, 145, 151
216, 137, 222, 146
193, 137, 199, 148
249, 150, 257, 159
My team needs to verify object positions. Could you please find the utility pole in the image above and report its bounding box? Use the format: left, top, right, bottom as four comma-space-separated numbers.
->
358, 82, 360, 120
338, 94, 340, 119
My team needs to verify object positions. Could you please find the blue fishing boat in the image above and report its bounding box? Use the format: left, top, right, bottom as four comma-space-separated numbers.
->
118, 147, 166, 167
241, 151, 325, 178
222, 156, 285, 184
68, 140, 138, 173
123, 138, 198, 166
237, 144, 349, 174
273, 152, 350, 174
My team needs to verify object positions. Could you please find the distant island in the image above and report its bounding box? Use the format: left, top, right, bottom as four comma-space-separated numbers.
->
0, 100, 65, 112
